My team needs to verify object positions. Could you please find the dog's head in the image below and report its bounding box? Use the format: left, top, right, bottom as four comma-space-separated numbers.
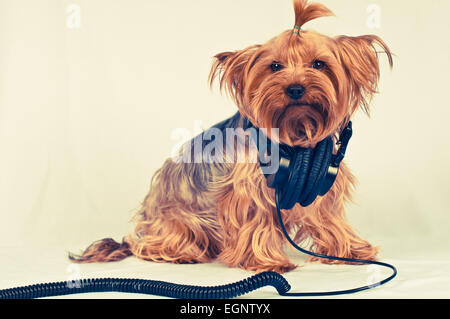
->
210, 0, 392, 147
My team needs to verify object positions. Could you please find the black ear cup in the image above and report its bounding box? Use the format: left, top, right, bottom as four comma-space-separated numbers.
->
301, 137, 333, 206
279, 148, 312, 210
297, 138, 329, 205
245, 116, 352, 210
276, 138, 333, 210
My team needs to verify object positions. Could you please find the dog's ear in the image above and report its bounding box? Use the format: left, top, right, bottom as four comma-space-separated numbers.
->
209, 45, 261, 106
334, 35, 393, 114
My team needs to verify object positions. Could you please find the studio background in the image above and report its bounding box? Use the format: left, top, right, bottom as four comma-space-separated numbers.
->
1, 0, 449, 298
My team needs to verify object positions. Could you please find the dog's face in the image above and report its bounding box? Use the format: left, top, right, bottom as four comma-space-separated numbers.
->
210, 0, 392, 147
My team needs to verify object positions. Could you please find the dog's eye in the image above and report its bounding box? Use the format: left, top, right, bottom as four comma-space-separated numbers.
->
270, 62, 284, 73
311, 60, 326, 70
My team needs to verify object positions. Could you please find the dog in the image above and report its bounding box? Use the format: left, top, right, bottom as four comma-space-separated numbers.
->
70, 0, 392, 273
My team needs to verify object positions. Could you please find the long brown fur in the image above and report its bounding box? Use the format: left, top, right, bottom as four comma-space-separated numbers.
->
70, 0, 392, 273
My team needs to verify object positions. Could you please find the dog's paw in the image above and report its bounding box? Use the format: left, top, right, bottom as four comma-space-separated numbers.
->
247, 263, 297, 274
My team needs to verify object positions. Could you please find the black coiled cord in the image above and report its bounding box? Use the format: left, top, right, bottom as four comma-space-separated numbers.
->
0, 187, 396, 299
0, 272, 290, 299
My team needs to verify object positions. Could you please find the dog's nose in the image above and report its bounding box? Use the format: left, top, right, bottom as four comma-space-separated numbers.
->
286, 84, 305, 100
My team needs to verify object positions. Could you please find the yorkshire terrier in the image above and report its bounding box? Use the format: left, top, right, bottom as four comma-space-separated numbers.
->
70, 0, 392, 273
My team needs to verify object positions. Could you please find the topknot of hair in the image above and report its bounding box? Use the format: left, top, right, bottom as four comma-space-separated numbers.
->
293, 0, 334, 29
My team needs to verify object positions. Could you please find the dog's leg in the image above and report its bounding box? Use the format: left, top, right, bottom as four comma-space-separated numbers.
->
297, 162, 379, 264
125, 159, 224, 264
216, 163, 296, 273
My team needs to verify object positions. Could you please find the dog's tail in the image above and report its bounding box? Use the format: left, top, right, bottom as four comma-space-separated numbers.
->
69, 237, 133, 263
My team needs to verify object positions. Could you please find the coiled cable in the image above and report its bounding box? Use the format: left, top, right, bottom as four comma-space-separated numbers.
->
0, 272, 290, 299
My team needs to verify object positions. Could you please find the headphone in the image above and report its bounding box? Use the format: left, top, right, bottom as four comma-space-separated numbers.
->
245, 118, 353, 210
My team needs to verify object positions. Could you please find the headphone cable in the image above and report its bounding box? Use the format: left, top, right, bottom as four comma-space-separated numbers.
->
274, 187, 397, 296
